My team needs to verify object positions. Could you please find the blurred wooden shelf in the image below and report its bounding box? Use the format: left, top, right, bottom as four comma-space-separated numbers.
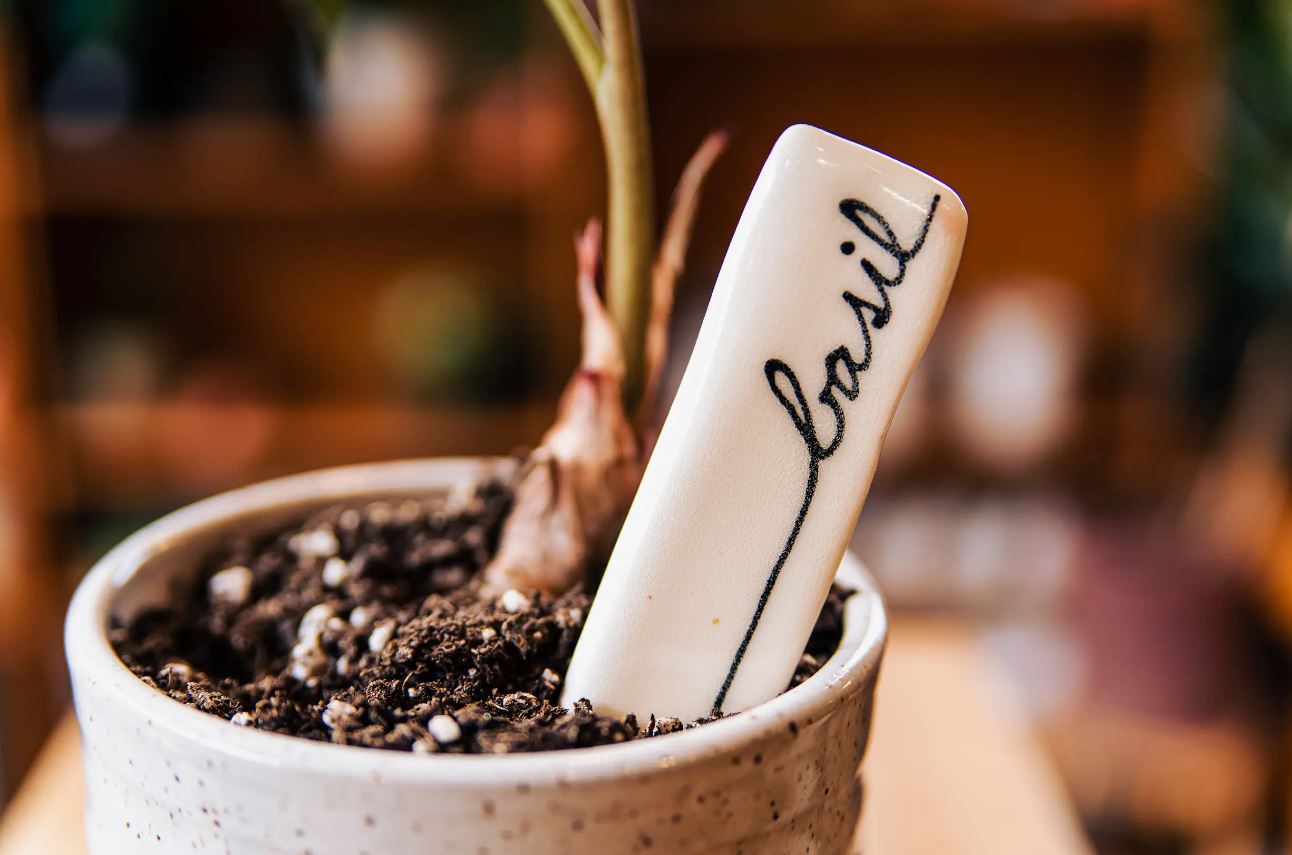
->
50, 401, 556, 506
643, 0, 1163, 50
0, 620, 1092, 855
31, 0, 1178, 221
34, 116, 586, 220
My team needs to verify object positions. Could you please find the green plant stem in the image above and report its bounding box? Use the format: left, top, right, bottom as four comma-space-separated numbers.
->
540, 0, 604, 92
594, 0, 654, 408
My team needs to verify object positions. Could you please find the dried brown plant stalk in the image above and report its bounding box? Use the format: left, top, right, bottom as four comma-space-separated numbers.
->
483, 133, 727, 595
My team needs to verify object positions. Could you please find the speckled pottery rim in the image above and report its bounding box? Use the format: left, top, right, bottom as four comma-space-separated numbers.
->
65, 458, 888, 853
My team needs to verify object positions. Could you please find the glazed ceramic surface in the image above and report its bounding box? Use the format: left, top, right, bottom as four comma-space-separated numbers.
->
65, 459, 887, 854
566, 124, 964, 723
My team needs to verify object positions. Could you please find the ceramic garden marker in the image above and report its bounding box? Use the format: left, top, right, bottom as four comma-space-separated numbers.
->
562, 124, 967, 722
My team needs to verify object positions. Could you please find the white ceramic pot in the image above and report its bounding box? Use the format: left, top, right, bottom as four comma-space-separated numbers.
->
65, 458, 887, 854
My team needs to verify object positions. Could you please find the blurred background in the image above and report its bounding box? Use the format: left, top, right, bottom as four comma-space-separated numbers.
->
0, 0, 1289, 851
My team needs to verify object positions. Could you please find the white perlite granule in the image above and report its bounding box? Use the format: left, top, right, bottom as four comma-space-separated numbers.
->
230, 712, 254, 727
365, 502, 393, 527
207, 565, 253, 608
298, 604, 336, 640
291, 528, 339, 560
289, 639, 328, 683
500, 589, 530, 614
348, 605, 376, 629
427, 714, 462, 744
321, 556, 352, 588
368, 619, 397, 653
322, 698, 359, 730
395, 499, 422, 525
159, 662, 192, 686
289, 604, 336, 684
555, 606, 583, 628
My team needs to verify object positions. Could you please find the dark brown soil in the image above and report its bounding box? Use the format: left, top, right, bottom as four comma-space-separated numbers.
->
112, 481, 846, 754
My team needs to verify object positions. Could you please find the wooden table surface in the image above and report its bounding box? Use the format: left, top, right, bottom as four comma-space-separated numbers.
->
0, 620, 1091, 855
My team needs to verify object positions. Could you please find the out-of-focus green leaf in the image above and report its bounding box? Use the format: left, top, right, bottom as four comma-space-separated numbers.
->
288, 0, 348, 67
303, 0, 348, 37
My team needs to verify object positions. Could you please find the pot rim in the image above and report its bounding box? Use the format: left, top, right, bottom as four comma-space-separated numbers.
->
66, 457, 887, 787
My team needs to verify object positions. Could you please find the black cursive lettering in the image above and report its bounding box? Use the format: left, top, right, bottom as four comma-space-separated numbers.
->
711, 194, 940, 714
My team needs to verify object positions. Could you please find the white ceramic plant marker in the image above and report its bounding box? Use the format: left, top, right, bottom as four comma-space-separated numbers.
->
562, 125, 967, 722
